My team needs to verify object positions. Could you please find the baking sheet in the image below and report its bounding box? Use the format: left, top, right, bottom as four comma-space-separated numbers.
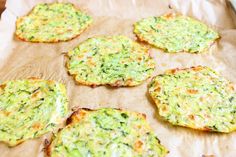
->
0, 0, 236, 156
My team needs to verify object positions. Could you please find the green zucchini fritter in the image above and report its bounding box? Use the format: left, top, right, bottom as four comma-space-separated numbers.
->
0, 78, 68, 146
15, 3, 93, 42
66, 36, 155, 87
149, 66, 236, 132
134, 13, 219, 53
47, 108, 168, 157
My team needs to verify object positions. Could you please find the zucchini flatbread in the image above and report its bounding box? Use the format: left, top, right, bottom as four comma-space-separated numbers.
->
46, 108, 168, 157
0, 78, 68, 146
134, 13, 219, 53
149, 66, 236, 133
66, 36, 155, 87
15, 3, 93, 42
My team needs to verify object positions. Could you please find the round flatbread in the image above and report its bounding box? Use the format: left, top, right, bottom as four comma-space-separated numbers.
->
148, 66, 236, 133
66, 36, 155, 87
15, 3, 93, 43
134, 13, 219, 53
46, 108, 168, 157
0, 78, 68, 146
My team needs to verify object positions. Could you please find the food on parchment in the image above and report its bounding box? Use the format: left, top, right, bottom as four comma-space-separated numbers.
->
0, 78, 68, 146
134, 13, 219, 53
149, 66, 236, 132
15, 3, 93, 42
66, 36, 155, 87
47, 108, 168, 157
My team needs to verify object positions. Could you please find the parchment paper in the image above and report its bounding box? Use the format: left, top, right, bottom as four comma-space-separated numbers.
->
0, 0, 236, 156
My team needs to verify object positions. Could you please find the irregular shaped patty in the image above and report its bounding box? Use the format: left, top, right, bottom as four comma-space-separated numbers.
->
15, 3, 93, 42
0, 78, 68, 146
47, 108, 168, 157
134, 13, 219, 53
149, 66, 236, 132
66, 36, 155, 87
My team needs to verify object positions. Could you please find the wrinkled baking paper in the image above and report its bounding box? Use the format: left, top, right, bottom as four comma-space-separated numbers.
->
0, 0, 236, 156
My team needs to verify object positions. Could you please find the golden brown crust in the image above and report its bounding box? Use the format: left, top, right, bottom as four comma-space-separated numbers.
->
66, 108, 147, 125
27, 77, 41, 80
44, 139, 51, 157
0, 84, 6, 90
45, 141, 51, 157
164, 65, 205, 74
65, 108, 92, 125
162, 13, 178, 19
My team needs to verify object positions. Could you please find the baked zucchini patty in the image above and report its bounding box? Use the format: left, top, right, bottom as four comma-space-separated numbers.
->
47, 108, 168, 157
15, 3, 93, 42
134, 13, 219, 53
66, 36, 155, 87
0, 78, 68, 146
149, 66, 236, 132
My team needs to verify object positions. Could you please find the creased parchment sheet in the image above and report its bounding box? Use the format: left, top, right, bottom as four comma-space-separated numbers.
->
0, 0, 236, 156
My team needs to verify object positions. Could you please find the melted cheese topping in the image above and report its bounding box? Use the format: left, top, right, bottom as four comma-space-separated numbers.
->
48, 108, 168, 157
67, 36, 155, 87
134, 13, 219, 53
149, 66, 236, 132
15, 3, 93, 42
0, 79, 68, 146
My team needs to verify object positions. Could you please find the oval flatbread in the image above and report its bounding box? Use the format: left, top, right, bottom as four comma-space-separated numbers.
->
0, 78, 68, 146
149, 66, 236, 133
15, 3, 93, 43
134, 13, 219, 53
66, 36, 155, 87
46, 108, 168, 157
